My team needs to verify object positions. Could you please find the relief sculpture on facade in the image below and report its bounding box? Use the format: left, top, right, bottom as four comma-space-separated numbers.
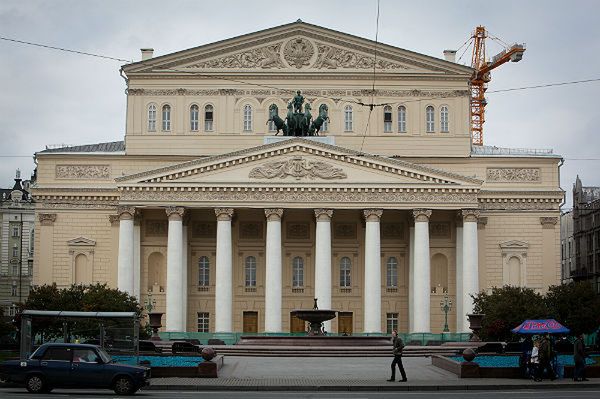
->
184, 43, 285, 69
314, 44, 409, 70
486, 168, 541, 182
249, 156, 347, 180
56, 165, 110, 179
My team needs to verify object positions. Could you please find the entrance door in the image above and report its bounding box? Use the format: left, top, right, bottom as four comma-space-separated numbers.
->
338, 312, 353, 335
243, 311, 258, 333
290, 314, 306, 333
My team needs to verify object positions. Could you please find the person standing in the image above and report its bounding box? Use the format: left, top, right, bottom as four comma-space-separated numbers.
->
574, 333, 589, 381
537, 333, 556, 381
530, 339, 540, 381
387, 329, 407, 382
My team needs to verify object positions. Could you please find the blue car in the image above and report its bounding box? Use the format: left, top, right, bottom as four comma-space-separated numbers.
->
0, 343, 150, 395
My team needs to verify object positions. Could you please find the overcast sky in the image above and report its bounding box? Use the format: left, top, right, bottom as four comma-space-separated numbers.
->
1, 0, 599, 208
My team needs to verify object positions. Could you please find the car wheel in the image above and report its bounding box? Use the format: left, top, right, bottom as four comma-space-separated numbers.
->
113, 376, 136, 395
25, 375, 46, 393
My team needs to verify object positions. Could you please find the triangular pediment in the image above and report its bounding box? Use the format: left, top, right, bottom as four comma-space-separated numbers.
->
67, 236, 96, 246
117, 138, 482, 189
123, 21, 472, 76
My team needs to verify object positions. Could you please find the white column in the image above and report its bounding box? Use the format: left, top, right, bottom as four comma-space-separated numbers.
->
462, 209, 480, 324
455, 215, 465, 332
166, 206, 185, 331
117, 206, 135, 296
408, 222, 415, 333
133, 219, 141, 299
182, 223, 188, 332
215, 208, 234, 333
363, 209, 383, 333
314, 209, 333, 330
412, 209, 432, 333
264, 209, 283, 332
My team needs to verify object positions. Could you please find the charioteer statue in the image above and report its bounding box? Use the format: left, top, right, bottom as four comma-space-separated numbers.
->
266, 91, 330, 137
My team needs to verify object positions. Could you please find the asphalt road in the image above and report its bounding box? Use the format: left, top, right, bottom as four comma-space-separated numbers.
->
2, 389, 600, 399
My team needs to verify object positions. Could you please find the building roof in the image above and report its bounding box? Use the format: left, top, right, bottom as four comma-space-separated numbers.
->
37, 141, 125, 154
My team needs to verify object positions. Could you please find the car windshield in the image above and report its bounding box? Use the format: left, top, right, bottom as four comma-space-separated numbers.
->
96, 347, 112, 364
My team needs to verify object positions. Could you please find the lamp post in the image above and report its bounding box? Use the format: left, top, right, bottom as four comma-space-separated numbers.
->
440, 293, 453, 333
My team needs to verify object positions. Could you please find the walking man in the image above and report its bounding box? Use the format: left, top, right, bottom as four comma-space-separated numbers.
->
536, 333, 556, 381
574, 333, 588, 381
387, 329, 407, 382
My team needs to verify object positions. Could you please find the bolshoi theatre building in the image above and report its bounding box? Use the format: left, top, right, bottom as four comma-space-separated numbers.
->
31, 21, 563, 335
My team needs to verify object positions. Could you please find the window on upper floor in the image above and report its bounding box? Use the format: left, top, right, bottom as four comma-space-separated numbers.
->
205, 105, 214, 131
398, 106, 407, 133
198, 256, 210, 287
245, 256, 257, 287
340, 257, 351, 287
11, 283, 17, 297
162, 105, 171, 131
292, 256, 304, 288
148, 104, 157, 131
440, 105, 449, 132
12, 245, 18, 258
383, 106, 392, 132
344, 105, 353, 132
386, 257, 398, 288
12, 226, 20, 237
426, 106, 435, 133
190, 105, 199, 131
243, 105, 253, 132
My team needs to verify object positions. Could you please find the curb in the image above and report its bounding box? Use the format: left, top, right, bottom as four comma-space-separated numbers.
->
144, 382, 600, 392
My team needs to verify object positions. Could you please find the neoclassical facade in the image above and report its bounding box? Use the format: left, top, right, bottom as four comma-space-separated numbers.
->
32, 21, 563, 334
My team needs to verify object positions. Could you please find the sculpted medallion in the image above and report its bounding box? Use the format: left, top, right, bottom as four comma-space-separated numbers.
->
283, 38, 315, 68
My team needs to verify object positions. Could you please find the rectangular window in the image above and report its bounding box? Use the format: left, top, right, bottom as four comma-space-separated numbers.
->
12, 226, 20, 237
386, 313, 399, 334
12, 246, 18, 258
8, 306, 16, 317
190, 107, 199, 131
11, 285, 17, 297
197, 312, 209, 332
383, 109, 392, 133
344, 107, 353, 132
205, 108, 214, 131
12, 264, 18, 276
398, 106, 407, 133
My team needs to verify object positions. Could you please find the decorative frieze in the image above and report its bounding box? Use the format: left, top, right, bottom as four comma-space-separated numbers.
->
486, 168, 541, 182
334, 223, 357, 239
145, 220, 168, 236
249, 156, 347, 180
239, 222, 263, 239
214, 208, 234, 221
430, 222, 451, 238
286, 222, 310, 239
38, 213, 57, 226
56, 165, 110, 179
478, 200, 560, 211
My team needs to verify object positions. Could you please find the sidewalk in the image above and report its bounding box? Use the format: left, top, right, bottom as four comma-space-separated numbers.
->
147, 356, 600, 391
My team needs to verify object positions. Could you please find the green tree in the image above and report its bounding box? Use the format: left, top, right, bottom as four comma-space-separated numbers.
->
24, 283, 142, 341
472, 286, 548, 341
545, 281, 600, 335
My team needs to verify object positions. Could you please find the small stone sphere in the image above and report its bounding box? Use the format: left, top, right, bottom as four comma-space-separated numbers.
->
462, 348, 476, 362
201, 347, 216, 361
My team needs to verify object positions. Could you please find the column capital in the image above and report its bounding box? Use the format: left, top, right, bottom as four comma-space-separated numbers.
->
477, 216, 488, 229
461, 209, 480, 223
215, 208, 234, 221
38, 213, 57, 226
363, 209, 383, 222
117, 206, 136, 220
108, 214, 120, 226
314, 208, 333, 221
166, 206, 185, 221
265, 208, 283, 221
412, 209, 432, 222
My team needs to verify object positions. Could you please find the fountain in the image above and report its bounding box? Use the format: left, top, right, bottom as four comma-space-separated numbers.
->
290, 298, 337, 336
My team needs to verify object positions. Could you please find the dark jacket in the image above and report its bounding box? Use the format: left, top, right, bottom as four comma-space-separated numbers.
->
574, 338, 586, 363
539, 337, 553, 362
392, 336, 405, 356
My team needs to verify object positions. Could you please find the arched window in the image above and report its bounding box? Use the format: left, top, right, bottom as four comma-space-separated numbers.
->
162, 105, 171, 131
148, 104, 157, 131
198, 256, 210, 287
340, 257, 351, 287
344, 105, 353, 132
190, 105, 199, 131
426, 106, 435, 133
440, 105, 449, 132
386, 257, 398, 287
245, 256, 257, 287
383, 105, 392, 132
243, 105, 252, 132
292, 256, 304, 287
397, 106, 407, 133
431, 253, 448, 293
204, 104, 214, 131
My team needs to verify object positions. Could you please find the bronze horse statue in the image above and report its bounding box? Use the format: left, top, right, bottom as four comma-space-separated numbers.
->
267, 104, 288, 136
309, 104, 329, 136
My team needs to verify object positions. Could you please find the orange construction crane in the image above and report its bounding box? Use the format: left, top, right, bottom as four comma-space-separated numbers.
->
470, 26, 525, 146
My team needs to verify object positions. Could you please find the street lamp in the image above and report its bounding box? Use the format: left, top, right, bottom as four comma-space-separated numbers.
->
440, 293, 453, 333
